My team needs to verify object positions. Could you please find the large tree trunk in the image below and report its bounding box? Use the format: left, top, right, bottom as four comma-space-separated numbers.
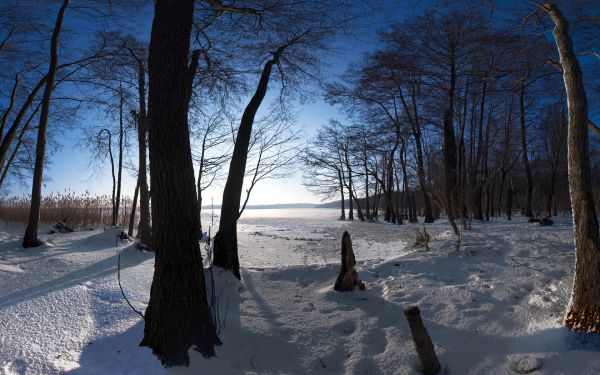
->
406, 83, 435, 223
128, 180, 139, 237
140, 0, 220, 364
98, 129, 117, 226
547, 168, 557, 217
338, 169, 346, 220
506, 178, 513, 220
413, 128, 434, 223
394, 166, 403, 224
519, 83, 534, 217
384, 150, 395, 222
213, 51, 282, 279
23, 0, 69, 248
410, 194, 418, 223
443, 51, 459, 235
547, 107, 566, 217
443, 109, 459, 235
363, 148, 370, 219
196, 128, 210, 237
114, 91, 124, 226
544, 3, 600, 333
372, 167, 380, 219
345, 147, 355, 220
472, 82, 487, 221
134, 57, 151, 245
352, 191, 364, 221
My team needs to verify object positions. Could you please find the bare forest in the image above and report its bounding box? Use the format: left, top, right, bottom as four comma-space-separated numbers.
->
0, 1, 599, 374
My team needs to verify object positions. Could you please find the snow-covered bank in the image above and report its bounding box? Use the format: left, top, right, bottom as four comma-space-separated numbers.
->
1, 212, 599, 374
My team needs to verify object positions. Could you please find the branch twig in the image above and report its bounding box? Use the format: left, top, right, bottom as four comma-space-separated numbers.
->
117, 252, 145, 319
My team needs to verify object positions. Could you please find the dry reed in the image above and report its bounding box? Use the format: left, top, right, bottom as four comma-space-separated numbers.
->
0, 191, 135, 230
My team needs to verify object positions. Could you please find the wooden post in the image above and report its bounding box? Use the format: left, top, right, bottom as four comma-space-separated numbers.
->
403, 306, 441, 375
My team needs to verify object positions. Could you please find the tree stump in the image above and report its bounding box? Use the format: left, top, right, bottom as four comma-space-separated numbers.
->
403, 306, 441, 375
334, 231, 363, 291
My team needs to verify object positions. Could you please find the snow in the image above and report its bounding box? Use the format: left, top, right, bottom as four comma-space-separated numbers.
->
1, 211, 600, 374
0, 264, 23, 274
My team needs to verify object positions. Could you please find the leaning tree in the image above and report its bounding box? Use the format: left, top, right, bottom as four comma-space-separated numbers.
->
211, 0, 360, 279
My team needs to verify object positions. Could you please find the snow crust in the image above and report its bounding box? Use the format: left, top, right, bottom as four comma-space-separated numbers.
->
1, 211, 599, 374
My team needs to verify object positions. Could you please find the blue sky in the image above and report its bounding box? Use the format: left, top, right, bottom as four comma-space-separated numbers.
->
8, 0, 597, 206
9, 1, 413, 206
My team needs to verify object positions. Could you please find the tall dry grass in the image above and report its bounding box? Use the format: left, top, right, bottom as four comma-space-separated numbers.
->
0, 191, 135, 230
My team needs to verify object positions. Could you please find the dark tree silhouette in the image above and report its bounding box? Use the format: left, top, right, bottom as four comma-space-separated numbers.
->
213, 45, 286, 279
140, 0, 220, 365
22, 0, 69, 248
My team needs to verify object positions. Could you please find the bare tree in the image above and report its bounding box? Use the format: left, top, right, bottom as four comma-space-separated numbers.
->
212, 0, 359, 279
238, 115, 301, 217
190, 110, 230, 236
540, 99, 567, 216
213, 45, 287, 279
84, 32, 152, 243
301, 123, 349, 219
22, 0, 69, 248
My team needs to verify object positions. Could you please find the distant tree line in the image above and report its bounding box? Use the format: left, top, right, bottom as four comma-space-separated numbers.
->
303, 6, 600, 229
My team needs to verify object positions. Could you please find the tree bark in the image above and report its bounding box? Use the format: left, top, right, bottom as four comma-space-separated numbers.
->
443, 110, 459, 235
97, 129, 117, 225
23, 0, 69, 248
338, 168, 346, 220
413, 128, 434, 223
196, 126, 212, 237
363, 146, 370, 219
394, 166, 402, 224
114, 90, 124, 226
519, 83, 534, 217
213, 49, 282, 279
443, 49, 459, 235
547, 106, 566, 217
385, 150, 396, 223
344, 145, 355, 220
134, 57, 151, 245
410, 194, 418, 223
506, 178, 513, 220
472, 81, 487, 221
406, 84, 434, 223
543, 3, 600, 333
140, 0, 221, 364
128, 179, 139, 237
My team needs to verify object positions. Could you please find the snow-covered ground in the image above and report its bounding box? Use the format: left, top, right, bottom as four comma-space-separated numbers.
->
1, 209, 599, 374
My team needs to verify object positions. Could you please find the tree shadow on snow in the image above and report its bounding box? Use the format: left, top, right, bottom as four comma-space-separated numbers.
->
425, 320, 600, 373
0, 247, 150, 310
206, 267, 305, 374
62, 320, 162, 375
